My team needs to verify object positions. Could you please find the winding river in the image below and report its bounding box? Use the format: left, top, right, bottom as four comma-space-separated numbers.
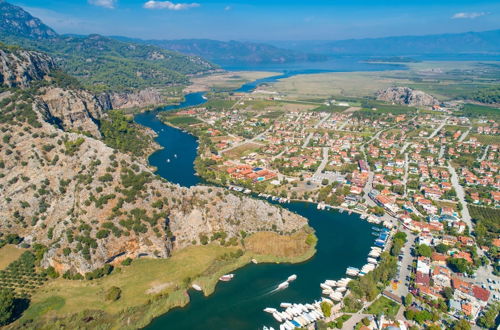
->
134, 63, 397, 329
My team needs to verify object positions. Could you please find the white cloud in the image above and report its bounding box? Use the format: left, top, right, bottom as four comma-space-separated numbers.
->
451, 12, 488, 19
88, 0, 117, 9
143, 1, 200, 10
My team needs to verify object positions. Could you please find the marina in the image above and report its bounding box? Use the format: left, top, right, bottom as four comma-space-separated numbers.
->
135, 71, 389, 330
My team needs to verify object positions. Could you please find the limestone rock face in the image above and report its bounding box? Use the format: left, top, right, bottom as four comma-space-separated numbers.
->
0, 48, 55, 88
0, 101, 307, 274
376, 86, 439, 106
35, 87, 111, 138
101, 88, 166, 110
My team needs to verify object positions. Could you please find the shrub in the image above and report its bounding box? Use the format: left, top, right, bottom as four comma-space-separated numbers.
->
105, 286, 121, 301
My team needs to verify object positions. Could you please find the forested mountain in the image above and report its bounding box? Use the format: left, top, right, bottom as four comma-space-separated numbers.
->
0, 1, 217, 92
271, 29, 500, 55
115, 37, 328, 65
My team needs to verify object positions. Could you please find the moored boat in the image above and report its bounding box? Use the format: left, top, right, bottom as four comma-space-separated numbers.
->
264, 307, 277, 314
219, 274, 235, 282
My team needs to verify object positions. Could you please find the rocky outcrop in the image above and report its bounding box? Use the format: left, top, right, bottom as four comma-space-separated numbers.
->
376, 86, 439, 106
35, 87, 110, 137
100, 88, 166, 110
34, 87, 110, 138
0, 95, 307, 274
0, 47, 55, 88
0, 0, 58, 40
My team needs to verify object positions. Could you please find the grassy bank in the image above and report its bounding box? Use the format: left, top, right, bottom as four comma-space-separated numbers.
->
10, 228, 316, 330
0, 244, 25, 270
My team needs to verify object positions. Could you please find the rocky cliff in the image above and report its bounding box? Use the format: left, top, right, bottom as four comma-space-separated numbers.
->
0, 47, 55, 87
376, 86, 439, 106
0, 0, 57, 40
0, 109, 306, 274
35, 87, 110, 137
101, 88, 166, 110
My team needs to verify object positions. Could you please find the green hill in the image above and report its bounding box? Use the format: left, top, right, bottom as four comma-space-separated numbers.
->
0, 1, 217, 92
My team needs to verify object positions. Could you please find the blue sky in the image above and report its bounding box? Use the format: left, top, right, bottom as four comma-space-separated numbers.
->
13, 0, 500, 41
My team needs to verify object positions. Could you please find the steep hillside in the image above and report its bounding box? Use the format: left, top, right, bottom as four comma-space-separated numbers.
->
0, 0, 57, 39
0, 47, 308, 277
116, 37, 328, 65
0, 44, 55, 88
0, 2, 218, 92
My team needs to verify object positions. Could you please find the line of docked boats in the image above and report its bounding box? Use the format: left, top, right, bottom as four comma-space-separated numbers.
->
263, 301, 325, 330
319, 277, 351, 302
258, 193, 291, 204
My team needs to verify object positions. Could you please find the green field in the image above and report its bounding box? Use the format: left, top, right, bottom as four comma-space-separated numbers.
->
162, 115, 203, 126
15, 230, 315, 329
459, 103, 500, 119
365, 296, 401, 317
0, 244, 24, 269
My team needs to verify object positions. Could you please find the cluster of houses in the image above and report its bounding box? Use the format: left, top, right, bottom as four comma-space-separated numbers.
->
414, 255, 491, 321
224, 164, 277, 182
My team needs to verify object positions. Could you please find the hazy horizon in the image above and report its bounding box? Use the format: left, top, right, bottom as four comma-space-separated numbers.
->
10, 0, 500, 41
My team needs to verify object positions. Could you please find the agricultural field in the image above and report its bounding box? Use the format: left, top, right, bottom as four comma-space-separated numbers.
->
266, 61, 500, 102
185, 71, 279, 93
0, 244, 25, 270
0, 251, 48, 299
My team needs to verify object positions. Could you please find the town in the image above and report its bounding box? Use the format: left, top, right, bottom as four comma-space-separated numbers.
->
161, 89, 500, 329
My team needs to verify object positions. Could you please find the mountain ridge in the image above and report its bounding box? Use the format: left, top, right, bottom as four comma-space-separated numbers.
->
269, 29, 500, 55
112, 36, 328, 65
0, 1, 218, 93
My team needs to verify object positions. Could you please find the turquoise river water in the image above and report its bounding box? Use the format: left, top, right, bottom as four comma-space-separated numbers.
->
134, 64, 392, 329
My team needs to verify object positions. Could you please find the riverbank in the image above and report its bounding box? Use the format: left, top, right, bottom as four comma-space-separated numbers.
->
11, 229, 316, 330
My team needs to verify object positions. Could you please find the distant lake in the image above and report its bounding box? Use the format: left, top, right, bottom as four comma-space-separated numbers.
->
221, 56, 408, 72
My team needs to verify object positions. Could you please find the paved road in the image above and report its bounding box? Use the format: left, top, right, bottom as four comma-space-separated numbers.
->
478, 145, 490, 162
302, 114, 331, 148
313, 147, 329, 177
388, 231, 416, 299
447, 164, 472, 228
428, 116, 449, 139
458, 128, 471, 142
438, 145, 446, 159
403, 153, 409, 198
400, 142, 411, 154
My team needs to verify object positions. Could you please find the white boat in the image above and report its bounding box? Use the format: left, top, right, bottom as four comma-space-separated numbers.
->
280, 302, 292, 308
346, 267, 360, 276
272, 312, 283, 322
251, 258, 258, 264
287, 274, 297, 282
325, 280, 337, 287
320, 283, 332, 290
264, 307, 277, 314
219, 274, 235, 282
277, 281, 289, 290
166, 159, 171, 163
192, 284, 202, 291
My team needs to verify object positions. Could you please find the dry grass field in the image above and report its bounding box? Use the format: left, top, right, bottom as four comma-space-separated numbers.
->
185, 71, 279, 93
0, 244, 25, 270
